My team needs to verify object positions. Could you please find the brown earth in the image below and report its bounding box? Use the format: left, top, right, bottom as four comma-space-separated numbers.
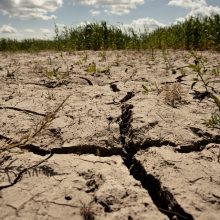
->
0, 50, 220, 220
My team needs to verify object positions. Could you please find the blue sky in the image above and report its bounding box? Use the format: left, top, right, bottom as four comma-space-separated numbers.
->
0, 0, 220, 39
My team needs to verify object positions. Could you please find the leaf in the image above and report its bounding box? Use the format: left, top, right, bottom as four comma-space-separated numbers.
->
86, 62, 96, 74
210, 94, 220, 110
142, 84, 149, 94
191, 81, 197, 90
188, 64, 197, 72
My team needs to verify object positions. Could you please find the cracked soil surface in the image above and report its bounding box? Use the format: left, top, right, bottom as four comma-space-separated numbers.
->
0, 50, 220, 220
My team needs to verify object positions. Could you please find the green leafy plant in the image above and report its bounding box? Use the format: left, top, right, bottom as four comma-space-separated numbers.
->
45, 66, 68, 80
205, 111, 220, 128
86, 62, 97, 74
142, 82, 161, 95
189, 52, 220, 128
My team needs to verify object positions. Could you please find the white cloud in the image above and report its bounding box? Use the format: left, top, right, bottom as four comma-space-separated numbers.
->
90, 9, 101, 16
124, 17, 165, 33
72, 0, 144, 15
168, 0, 206, 9
168, 0, 220, 22
24, 28, 35, 33
0, 0, 63, 20
0, 24, 17, 33
0, 25, 56, 40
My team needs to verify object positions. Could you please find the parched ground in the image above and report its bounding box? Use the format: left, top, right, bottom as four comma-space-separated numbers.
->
0, 50, 220, 220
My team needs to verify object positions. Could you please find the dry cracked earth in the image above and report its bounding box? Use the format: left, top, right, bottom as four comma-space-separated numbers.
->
0, 50, 220, 220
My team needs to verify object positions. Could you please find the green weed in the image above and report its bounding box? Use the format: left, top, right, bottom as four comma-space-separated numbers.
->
189, 52, 220, 128
86, 62, 97, 74
205, 111, 220, 129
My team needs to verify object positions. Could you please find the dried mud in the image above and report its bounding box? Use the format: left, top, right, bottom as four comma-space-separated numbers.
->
0, 50, 220, 220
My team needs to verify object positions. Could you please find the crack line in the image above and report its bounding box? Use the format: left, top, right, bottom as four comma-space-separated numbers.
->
118, 103, 194, 220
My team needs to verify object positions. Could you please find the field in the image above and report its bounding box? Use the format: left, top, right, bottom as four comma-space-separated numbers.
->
0, 49, 220, 220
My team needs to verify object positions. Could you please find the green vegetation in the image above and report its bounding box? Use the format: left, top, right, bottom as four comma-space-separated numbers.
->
0, 38, 55, 52
146, 15, 220, 50
186, 53, 220, 128
1, 15, 220, 51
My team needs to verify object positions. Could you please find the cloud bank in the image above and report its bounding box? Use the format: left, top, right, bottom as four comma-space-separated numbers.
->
0, 0, 63, 20
72, 0, 144, 15
168, 0, 220, 21
0, 24, 17, 33
125, 17, 165, 33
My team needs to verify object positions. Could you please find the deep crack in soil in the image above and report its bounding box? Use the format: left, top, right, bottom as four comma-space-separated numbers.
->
23, 143, 121, 157
176, 136, 220, 153
119, 103, 194, 220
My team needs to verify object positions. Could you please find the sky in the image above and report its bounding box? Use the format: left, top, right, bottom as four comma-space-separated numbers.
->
0, 0, 220, 40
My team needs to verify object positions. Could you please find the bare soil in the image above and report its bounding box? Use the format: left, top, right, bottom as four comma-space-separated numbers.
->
0, 50, 220, 220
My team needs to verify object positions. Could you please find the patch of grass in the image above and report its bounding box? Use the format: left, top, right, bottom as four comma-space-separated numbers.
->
44, 66, 69, 80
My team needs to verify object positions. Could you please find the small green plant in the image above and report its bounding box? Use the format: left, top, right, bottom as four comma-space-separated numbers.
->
142, 82, 161, 95
98, 65, 110, 75
205, 111, 220, 128
85, 62, 110, 76
189, 52, 220, 128
45, 67, 63, 79
86, 62, 96, 74
46, 69, 58, 79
